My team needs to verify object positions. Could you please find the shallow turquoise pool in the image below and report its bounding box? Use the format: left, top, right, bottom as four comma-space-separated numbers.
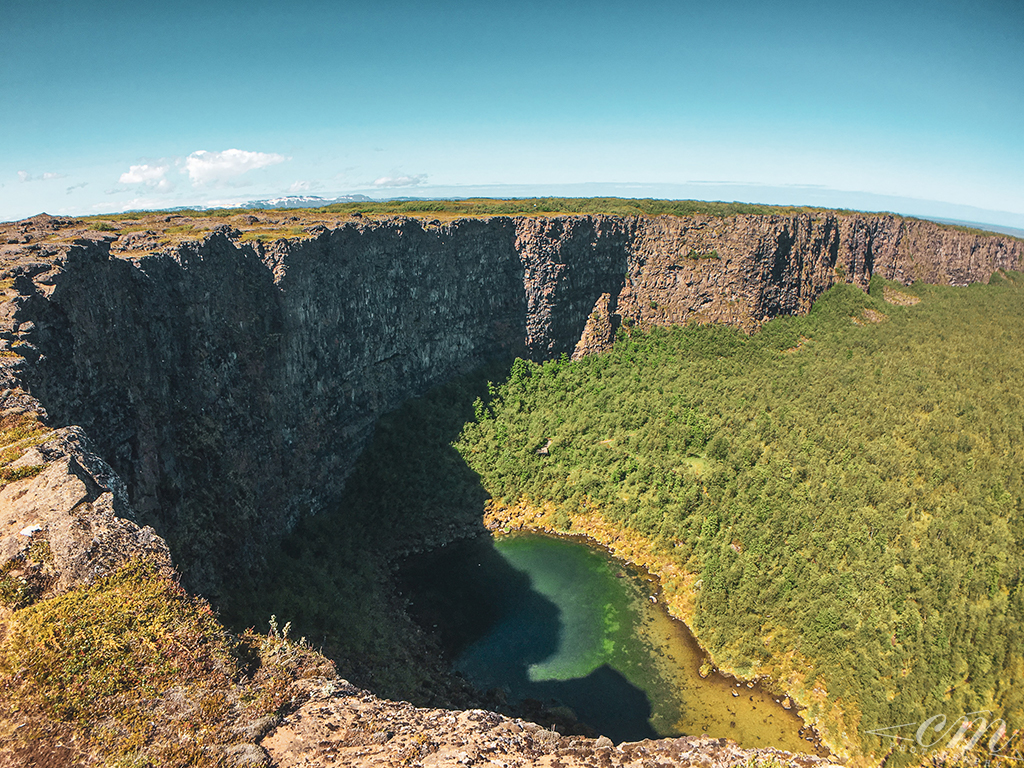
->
401, 532, 812, 750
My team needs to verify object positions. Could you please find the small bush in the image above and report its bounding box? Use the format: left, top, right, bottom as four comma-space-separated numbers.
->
685, 248, 719, 260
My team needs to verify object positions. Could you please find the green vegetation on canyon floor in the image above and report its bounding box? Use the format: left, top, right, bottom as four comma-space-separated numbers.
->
452, 274, 1024, 763
222, 271, 1024, 765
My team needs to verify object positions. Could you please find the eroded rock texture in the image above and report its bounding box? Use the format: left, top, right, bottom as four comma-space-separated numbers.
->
0, 213, 1020, 597
263, 680, 838, 768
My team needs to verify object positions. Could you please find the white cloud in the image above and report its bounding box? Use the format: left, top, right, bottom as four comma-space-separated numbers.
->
184, 149, 286, 186
288, 179, 322, 193
18, 170, 66, 182
66, 182, 88, 194
372, 174, 427, 188
119, 164, 171, 190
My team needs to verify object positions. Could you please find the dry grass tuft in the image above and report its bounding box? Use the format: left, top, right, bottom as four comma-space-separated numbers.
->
0, 559, 336, 767
882, 286, 921, 306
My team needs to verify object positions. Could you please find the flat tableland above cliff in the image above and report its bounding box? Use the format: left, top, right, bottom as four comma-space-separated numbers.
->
4, 198, 1015, 261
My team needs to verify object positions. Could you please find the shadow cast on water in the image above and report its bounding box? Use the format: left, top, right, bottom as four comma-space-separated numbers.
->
400, 533, 557, 661
218, 357, 656, 740
400, 535, 657, 743
535, 665, 657, 744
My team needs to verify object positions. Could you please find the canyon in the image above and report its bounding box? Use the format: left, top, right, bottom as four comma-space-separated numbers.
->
1, 206, 1021, 766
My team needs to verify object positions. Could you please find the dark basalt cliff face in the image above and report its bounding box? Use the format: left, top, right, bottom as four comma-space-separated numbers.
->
1, 212, 1021, 597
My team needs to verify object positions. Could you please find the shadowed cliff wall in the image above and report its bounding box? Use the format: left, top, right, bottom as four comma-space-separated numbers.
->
3, 212, 1020, 595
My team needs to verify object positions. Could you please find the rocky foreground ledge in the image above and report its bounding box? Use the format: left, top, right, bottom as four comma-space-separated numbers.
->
0, 426, 839, 767
264, 679, 837, 768
0, 412, 839, 766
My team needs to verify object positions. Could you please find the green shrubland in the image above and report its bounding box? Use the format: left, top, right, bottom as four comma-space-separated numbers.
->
453, 273, 1024, 759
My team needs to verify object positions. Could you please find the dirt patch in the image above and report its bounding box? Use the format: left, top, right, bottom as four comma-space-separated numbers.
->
882, 287, 921, 306
783, 336, 811, 353
851, 308, 887, 325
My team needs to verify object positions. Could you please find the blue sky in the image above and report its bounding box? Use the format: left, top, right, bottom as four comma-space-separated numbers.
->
3, 0, 1022, 226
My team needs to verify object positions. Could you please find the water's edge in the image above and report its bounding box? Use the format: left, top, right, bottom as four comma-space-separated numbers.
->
479, 505, 835, 758
401, 527, 830, 755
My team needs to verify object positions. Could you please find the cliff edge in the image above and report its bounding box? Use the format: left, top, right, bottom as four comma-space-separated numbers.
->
0, 207, 1020, 766
1, 210, 1018, 596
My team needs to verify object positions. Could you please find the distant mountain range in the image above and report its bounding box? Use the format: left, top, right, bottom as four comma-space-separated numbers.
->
235, 194, 373, 209
153, 195, 373, 214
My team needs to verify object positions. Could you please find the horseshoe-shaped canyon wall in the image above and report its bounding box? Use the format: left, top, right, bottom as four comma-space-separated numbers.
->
1, 212, 1020, 597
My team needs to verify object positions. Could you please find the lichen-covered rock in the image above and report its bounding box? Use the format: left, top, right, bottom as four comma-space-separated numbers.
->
0, 425, 172, 602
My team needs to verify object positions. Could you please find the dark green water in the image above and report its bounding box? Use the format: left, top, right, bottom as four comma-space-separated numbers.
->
401, 533, 813, 750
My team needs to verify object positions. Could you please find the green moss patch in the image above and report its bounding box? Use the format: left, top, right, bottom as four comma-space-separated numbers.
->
0, 537, 52, 610
0, 410, 51, 491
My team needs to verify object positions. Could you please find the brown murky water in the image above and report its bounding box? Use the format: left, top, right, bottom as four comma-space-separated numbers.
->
633, 583, 810, 750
